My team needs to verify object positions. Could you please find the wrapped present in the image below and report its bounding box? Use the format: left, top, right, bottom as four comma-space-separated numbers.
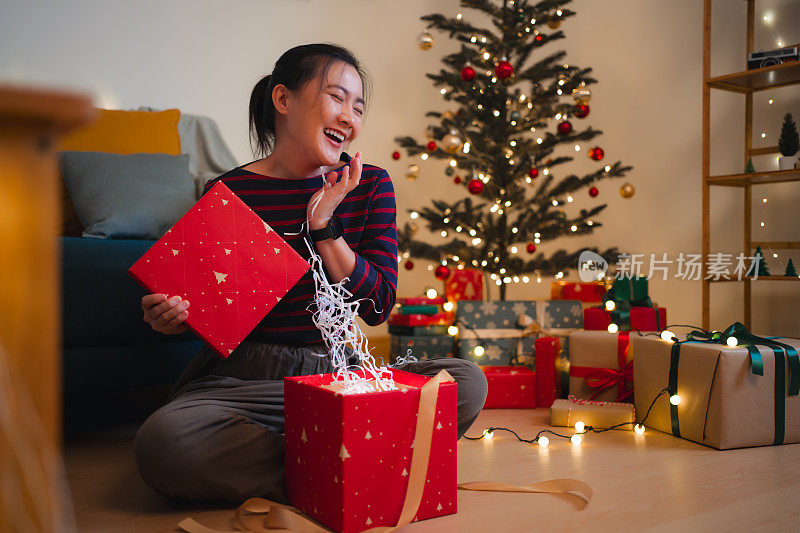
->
399, 304, 440, 315
550, 281, 606, 303
569, 330, 633, 403
391, 334, 454, 361
397, 296, 445, 306
445, 268, 483, 301
632, 324, 800, 449
456, 299, 581, 379
606, 276, 649, 304
284, 369, 457, 532
388, 324, 450, 336
550, 396, 635, 430
128, 181, 309, 358
584, 306, 667, 332
388, 312, 452, 327
535, 337, 559, 407
481, 366, 536, 408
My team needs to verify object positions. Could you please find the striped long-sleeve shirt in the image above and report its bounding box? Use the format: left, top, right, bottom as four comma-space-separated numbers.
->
200, 159, 398, 345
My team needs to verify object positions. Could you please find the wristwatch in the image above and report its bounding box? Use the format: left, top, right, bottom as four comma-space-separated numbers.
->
309, 215, 344, 242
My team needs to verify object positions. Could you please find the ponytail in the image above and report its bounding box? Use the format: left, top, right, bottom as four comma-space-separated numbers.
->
248, 74, 275, 157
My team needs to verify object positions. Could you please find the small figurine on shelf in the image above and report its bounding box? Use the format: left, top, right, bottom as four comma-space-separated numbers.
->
748, 246, 770, 277
785, 258, 798, 278
745, 158, 755, 174
778, 113, 799, 170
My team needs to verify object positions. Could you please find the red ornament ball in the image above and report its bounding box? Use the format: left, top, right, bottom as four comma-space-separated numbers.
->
535, 34, 543, 42
557, 121, 573, 135
528, 168, 539, 179
435, 265, 451, 280
494, 60, 514, 80
426, 141, 437, 151
574, 104, 590, 118
526, 242, 536, 254
453, 176, 462, 184
460, 66, 476, 81
589, 186, 599, 197
392, 151, 401, 160
404, 260, 414, 271
589, 147, 605, 161
467, 178, 484, 195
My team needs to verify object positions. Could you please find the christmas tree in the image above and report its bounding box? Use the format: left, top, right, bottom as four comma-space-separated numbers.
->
394, 0, 632, 299
748, 246, 770, 277
785, 258, 797, 278
745, 158, 754, 173
778, 113, 799, 157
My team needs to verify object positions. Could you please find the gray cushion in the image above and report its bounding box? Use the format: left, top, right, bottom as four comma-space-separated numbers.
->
59, 151, 196, 239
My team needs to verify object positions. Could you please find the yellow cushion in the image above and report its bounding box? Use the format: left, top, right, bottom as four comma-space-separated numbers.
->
59, 108, 181, 154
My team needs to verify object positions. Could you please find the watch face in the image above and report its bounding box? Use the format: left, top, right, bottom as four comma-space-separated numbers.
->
331, 216, 344, 238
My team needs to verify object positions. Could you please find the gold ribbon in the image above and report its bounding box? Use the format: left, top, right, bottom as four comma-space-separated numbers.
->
177, 369, 592, 532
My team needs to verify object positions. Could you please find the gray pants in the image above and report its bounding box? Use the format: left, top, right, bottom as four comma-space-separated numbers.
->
133, 341, 488, 503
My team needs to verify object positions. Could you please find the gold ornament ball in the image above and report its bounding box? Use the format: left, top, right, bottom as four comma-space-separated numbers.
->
417, 31, 434, 50
406, 163, 420, 181
572, 86, 591, 105
620, 183, 636, 198
547, 15, 562, 29
442, 131, 463, 154
441, 111, 455, 121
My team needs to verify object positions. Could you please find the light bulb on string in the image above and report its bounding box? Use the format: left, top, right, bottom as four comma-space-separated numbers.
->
661, 330, 676, 342
605, 300, 616, 311
634, 424, 645, 435
571, 434, 582, 446
726, 336, 738, 347
670, 394, 681, 405
484, 429, 494, 440
443, 301, 454, 312
608, 323, 619, 334
538, 436, 549, 448
574, 421, 585, 432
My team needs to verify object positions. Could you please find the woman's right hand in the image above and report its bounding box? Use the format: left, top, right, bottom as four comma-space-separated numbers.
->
141, 294, 190, 334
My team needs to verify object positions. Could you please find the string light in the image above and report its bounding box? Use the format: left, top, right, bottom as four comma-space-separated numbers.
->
608, 323, 619, 333
634, 424, 646, 435
410, 211, 419, 219
604, 165, 611, 172
426, 287, 438, 299
570, 434, 583, 446
669, 394, 681, 405
726, 336, 738, 347
574, 421, 585, 432
447, 325, 458, 336
484, 429, 494, 440
443, 301, 454, 312
660, 330, 676, 342
538, 436, 550, 448
474, 345, 485, 357
768, 99, 774, 105
421, 153, 428, 160
605, 300, 616, 311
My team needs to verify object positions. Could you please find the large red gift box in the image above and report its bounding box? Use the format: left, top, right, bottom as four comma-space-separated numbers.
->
445, 268, 483, 301
550, 281, 606, 303
128, 181, 310, 359
583, 306, 667, 332
387, 312, 452, 327
284, 369, 457, 533
481, 366, 536, 408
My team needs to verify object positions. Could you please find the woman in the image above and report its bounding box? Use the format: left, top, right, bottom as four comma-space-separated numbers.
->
134, 43, 487, 504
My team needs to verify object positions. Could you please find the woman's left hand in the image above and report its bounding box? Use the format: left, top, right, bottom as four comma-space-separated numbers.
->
308, 151, 362, 231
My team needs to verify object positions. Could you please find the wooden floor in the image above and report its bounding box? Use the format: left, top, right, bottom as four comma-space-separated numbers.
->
65, 408, 800, 532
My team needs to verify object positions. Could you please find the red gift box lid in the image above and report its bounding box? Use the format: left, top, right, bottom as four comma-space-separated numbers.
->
128, 181, 310, 359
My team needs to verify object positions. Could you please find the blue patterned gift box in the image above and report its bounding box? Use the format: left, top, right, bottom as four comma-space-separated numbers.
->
456, 300, 582, 391
390, 334, 455, 362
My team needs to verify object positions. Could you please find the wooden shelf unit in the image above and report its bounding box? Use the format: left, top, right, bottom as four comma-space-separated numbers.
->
701, 0, 800, 329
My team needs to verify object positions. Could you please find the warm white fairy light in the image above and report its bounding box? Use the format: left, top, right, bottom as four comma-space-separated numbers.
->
768, 99, 774, 105
537, 137, 543, 144
762, 198, 768, 203
426, 287, 438, 299
567, 195, 574, 202
536, 276, 542, 283
556, 9, 562, 15
447, 325, 459, 336
587, 220, 594, 226
440, 88, 447, 95
571, 434, 583, 446
421, 153, 428, 160
483, 52, 490, 59
471, 36, 477, 43
474, 345, 485, 357
510, 140, 517, 146
604, 165, 611, 172
472, 237, 482, 245
608, 323, 619, 333
463, 142, 470, 153
484, 428, 493, 440
777, 39, 784, 47
556, 271, 564, 279
534, 232, 540, 238
634, 424, 646, 435
661, 330, 676, 342
761, 222, 765, 227
449, 159, 457, 167
543, 168, 550, 175
513, 276, 519, 282
538, 436, 550, 448
761, 132, 766, 138
727, 336, 739, 347
410, 211, 419, 219
574, 421, 585, 432
512, 227, 519, 233
499, 268, 506, 274
552, 199, 559, 206
670, 394, 681, 405
762, 11, 774, 24
522, 275, 530, 283
534, 238, 540, 244
605, 300, 616, 311
469, 229, 477, 236
440, 230, 447, 237
443, 301, 454, 312
555, 113, 562, 119
571, 225, 577, 232
574, 145, 581, 152
511, 246, 518, 253
456, 12, 462, 20
556, 89, 563, 95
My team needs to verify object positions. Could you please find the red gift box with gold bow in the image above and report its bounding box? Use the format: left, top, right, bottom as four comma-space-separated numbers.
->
284, 369, 457, 533
568, 330, 634, 403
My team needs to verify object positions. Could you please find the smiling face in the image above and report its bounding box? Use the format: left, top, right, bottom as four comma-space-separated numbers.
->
281, 60, 365, 169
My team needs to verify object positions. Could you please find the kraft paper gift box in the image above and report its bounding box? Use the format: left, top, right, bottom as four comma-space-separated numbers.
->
481, 366, 536, 408
550, 396, 635, 430
631, 332, 800, 449
284, 369, 457, 532
128, 181, 309, 358
390, 334, 455, 361
568, 330, 634, 403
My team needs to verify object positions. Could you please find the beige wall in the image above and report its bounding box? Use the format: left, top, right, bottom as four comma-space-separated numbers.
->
2, 0, 798, 337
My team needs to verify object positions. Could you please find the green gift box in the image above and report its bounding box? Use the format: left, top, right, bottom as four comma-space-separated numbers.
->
390, 334, 454, 362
